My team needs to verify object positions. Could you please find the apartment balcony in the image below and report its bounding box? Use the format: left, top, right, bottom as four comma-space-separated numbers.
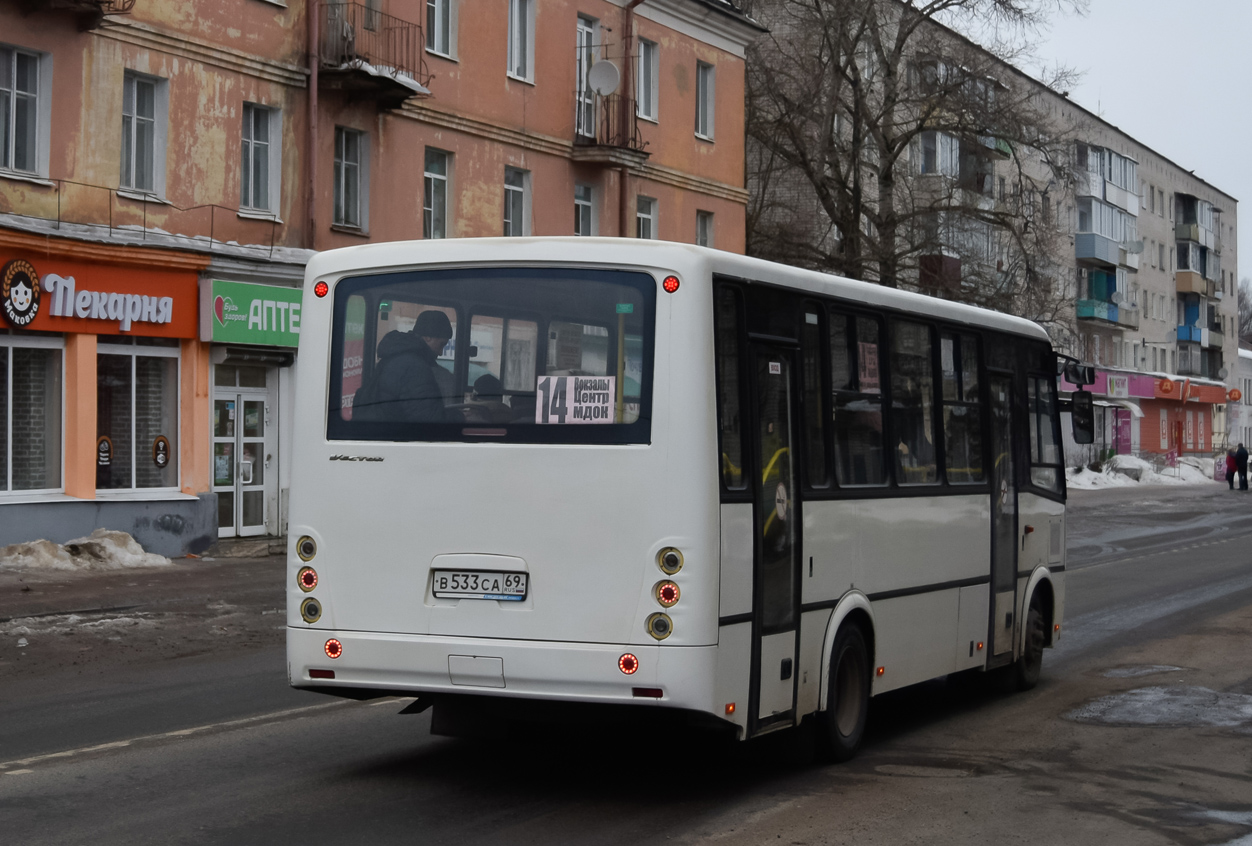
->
1115, 305, 1140, 330
1177, 325, 1209, 346
1075, 232, 1120, 267
1175, 222, 1216, 250
1207, 328, 1224, 349
318, 2, 430, 109
570, 95, 650, 167
1077, 299, 1117, 325
18, 0, 135, 30
1175, 270, 1214, 297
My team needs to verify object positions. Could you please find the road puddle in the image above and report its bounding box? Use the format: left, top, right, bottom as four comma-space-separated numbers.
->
1066, 686, 1252, 729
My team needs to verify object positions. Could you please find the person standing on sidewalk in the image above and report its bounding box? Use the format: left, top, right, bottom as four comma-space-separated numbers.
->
1237, 443, 1249, 491
1226, 449, 1237, 490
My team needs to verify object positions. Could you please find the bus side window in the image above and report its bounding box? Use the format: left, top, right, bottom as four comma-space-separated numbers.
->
941, 333, 984, 484
890, 320, 938, 485
1028, 375, 1062, 492
715, 287, 746, 490
801, 307, 829, 488
830, 310, 887, 486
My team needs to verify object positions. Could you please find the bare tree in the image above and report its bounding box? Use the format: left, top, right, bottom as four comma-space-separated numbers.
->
1239, 276, 1252, 344
744, 0, 1085, 331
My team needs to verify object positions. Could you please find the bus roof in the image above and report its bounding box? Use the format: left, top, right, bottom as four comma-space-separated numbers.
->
305, 237, 1052, 343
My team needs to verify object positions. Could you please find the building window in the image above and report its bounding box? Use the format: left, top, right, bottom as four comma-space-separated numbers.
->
121, 72, 165, 195
426, 0, 452, 56
240, 104, 281, 213
695, 61, 715, 139
917, 131, 958, 176
0, 338, 62, 493
333, 126, 366, 229
503, 166, 528, 236
575, 16, 598, 138
507, 0, 533, 81
423, 149, 449, 239
696, 210, 713, 247
636, 195, 656, 239
574, 184, 593, 236
637, 38, 658, 121
0, 46, 40, 175
96, 339, 179, 492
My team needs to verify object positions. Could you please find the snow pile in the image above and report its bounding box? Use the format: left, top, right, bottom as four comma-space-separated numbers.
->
1066, 454, 1221, 490
0, 529, 171, 572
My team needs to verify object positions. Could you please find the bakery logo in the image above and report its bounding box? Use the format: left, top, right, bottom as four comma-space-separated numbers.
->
1, 259, 41, 328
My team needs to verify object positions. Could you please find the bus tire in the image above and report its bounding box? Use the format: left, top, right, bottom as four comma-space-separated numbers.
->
1015, 596, 1046, 691
819, 624, 870, 762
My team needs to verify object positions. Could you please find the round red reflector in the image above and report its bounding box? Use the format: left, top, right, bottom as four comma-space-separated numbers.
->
314, 281, 329, 298
655, 581, 680, 607
618, 653, 639, 675
662, 276, 680, 294
325, 638, 342, 659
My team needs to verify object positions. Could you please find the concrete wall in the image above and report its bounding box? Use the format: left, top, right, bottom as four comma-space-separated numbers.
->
0, 494, 217, 558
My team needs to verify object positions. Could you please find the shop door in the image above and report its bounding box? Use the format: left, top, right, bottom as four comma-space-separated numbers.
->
750, 344, 800, 728
213, 366, 276, 537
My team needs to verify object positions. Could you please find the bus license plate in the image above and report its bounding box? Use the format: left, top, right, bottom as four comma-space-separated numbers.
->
432, 570, 528, 601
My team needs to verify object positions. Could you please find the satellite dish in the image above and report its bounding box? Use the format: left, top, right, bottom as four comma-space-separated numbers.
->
1122, 240, 1144, 254
1218, 366, 1229, 379
587, 60, 620, 96
1110, 291, 1123, 304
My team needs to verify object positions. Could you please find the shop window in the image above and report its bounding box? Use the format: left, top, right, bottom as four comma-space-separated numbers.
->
0, 338, 62, 493
96, 340, 179, 491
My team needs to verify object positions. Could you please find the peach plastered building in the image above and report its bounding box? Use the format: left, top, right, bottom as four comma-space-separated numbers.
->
0, 0, 761, 553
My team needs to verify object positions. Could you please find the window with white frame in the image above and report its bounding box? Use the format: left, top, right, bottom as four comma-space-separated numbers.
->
637, 39, 658, 121
503, 167, 528, 236
0, 335, 62, 493
121, 72, 166, 195
424, 149, 449, 239
240, 103, 281, 213
917, 131, 959, 176
574, 184, 593, 236
96, 338, 179, 492
575, 16, 598, 138
636, 195, 656, 239
507, 0, 533, 81
1, 46, 44, 175
696, 210, 713, 247
695, 61, 714, 139
427, 0, 453, 56
333, 126, 367, 229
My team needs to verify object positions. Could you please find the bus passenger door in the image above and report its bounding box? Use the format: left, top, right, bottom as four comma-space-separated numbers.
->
989, 374, 1018, 656
750, 344, 800, 728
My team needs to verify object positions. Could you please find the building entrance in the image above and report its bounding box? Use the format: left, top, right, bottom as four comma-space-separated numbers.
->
213, 364, 276, 537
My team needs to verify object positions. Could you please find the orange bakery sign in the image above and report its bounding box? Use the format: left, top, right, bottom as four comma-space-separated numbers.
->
1, 256, 197, 338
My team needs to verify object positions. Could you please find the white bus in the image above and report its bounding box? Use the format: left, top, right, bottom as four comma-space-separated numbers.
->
287, 238, 1084, 758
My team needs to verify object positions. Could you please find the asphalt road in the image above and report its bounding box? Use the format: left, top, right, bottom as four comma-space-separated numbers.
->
4, 483, 1252, 845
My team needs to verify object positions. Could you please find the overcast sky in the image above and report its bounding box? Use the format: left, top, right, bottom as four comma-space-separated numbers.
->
1033, 0, 1250, 280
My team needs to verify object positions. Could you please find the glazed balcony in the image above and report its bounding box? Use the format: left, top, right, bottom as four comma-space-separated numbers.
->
18, 0, 135, 30
1075, 232, 1119, 268
1175, 222, 1216, 250
570, 95, 650, 167
1176, 270, 1213, 297
319, 2, 430, 109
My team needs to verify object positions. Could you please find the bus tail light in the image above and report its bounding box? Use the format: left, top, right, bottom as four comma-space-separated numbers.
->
662, 275, 680, 293
310, 669, 335, 679
632, 687, 663, 698
876, 666, 885, 677
298, 566, 318, 592
646, 613, 672, 641
325, 639, 343, 659
314, 281, 329, 298
655, 581, 680, 607
618, 653, 639, 675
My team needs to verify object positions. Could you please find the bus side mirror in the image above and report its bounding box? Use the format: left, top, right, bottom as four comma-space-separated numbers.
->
1070, 390, 1094, 445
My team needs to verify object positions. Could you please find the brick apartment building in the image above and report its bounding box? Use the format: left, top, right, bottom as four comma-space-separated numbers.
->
0, 0, 761, 554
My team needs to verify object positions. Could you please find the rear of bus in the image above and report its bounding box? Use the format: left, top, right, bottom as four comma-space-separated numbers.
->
286, 239, 728, 733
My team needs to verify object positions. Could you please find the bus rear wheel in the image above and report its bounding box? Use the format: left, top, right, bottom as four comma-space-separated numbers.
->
819, 624, 870, 762
1015, 597, 1046, 691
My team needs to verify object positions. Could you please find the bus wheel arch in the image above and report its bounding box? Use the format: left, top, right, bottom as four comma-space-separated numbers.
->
817, 596, 875, 762
1016, 573, 1054, 691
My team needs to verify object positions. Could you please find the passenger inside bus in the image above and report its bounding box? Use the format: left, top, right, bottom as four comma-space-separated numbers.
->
354, 310, 463, 422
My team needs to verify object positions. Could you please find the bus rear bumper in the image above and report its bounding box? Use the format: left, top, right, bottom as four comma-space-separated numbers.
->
287, 626, 720, 715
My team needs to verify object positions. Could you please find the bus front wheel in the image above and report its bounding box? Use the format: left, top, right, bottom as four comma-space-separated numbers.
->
819, 624, 870, 762
1015, 596, 1046, 691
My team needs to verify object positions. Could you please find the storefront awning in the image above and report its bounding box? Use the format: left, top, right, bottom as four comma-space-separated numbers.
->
1094, 399, 1144, 418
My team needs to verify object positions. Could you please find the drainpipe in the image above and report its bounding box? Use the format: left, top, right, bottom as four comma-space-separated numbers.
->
619, 0, 646, 237
307, 0, 320, 251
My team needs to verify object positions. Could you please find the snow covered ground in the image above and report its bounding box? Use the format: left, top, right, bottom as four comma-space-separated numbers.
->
1066, 454, 1222, 490
0, 529, 171, 572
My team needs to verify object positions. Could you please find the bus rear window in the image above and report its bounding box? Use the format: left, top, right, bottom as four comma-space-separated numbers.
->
327, 267, 655, 444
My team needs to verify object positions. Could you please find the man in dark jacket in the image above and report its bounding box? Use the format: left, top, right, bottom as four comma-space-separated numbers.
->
357, 310, 458, 422
1237, 443, 1249, 491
